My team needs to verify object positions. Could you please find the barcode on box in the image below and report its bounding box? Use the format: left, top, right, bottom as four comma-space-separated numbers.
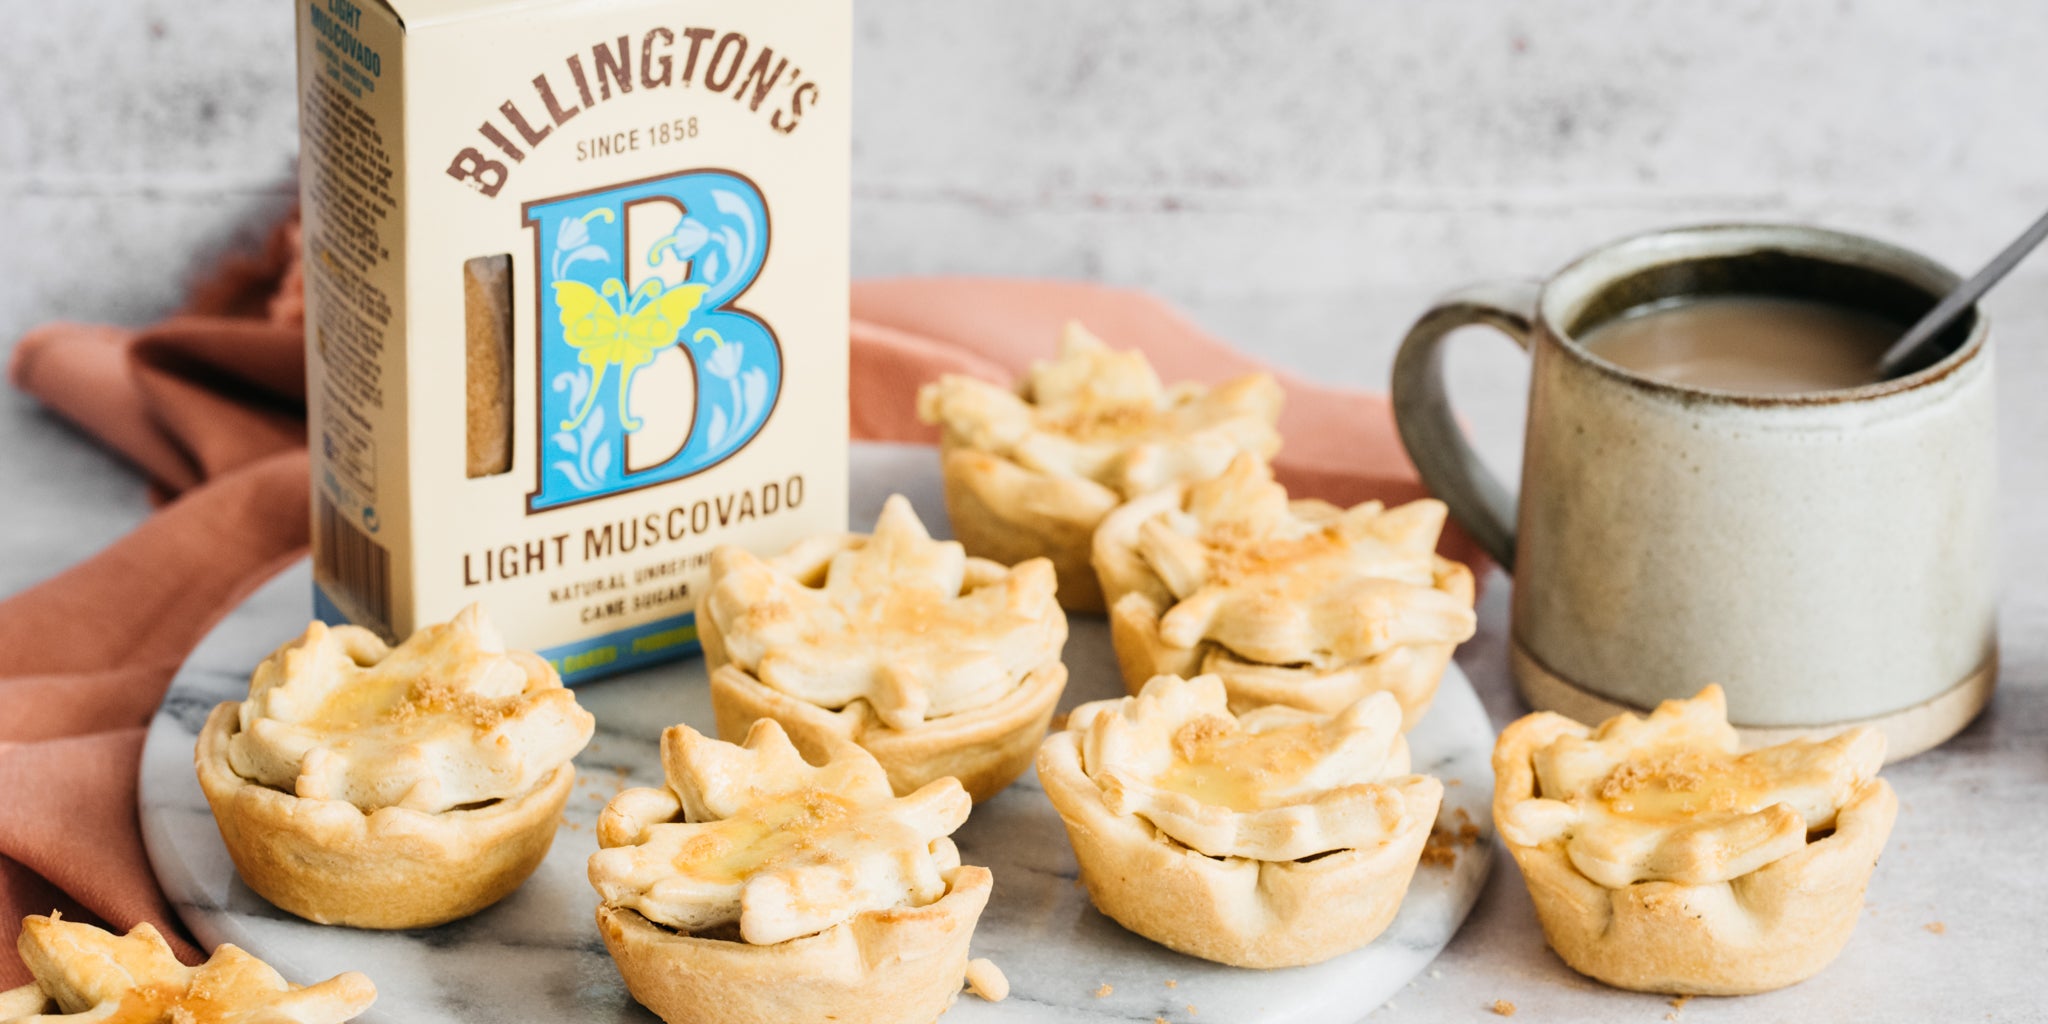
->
315, 494, 392, 638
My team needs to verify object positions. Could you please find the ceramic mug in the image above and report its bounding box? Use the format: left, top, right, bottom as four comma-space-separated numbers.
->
1391, 223, 1997, 760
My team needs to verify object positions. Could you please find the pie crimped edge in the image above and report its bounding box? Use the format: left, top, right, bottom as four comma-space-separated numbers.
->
1491, 686, 1898, 995
699, 497, 1068, 802
916, 322, 1284, 612
1036, 674, 1442, 968
1093, 454, 1476, 730
194, 610, 591, 929
588, 720, 993, 1024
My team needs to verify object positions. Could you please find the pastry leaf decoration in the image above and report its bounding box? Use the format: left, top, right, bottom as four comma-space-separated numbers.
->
227, 605, 593, 814
708, 496, 1065, 730
590, 720, 971, 945
1072, 674, 1433, 861
1137, 452, 1476, 666
1498, 686, 1887, 888
2, 914, 375, 1024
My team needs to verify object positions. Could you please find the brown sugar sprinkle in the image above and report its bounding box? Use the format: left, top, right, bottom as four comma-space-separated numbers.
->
1600, 751, 1711, 799
1172, 716, 1234, 761
1095, 983, 1114, 998
1598, 750, 1764, 820
1491, 998, 1516, 1016
1421, 808, 1481, 867
1197, 522, 1349, 588
1925, 921, 1947, 935
393, 677, 522, 731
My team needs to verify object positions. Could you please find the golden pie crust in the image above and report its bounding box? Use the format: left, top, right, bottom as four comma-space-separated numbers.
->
916, 322, 1284, 611
700, 496, 1066, 802
1037, 674, 1441, 968
2, 913, 375, 1023
198, 703, 575, 929
595, 874, 990, 1024
1094, 453, 1475, 729
194, 607, 592, 928
1492, 686, 1897, 995
588, 719, 991, 1024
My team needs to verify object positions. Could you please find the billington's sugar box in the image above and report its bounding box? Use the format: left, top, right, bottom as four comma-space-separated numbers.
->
295, 0, 850, 681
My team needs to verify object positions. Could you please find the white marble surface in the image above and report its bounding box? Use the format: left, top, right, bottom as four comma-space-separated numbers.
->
137, 444, 1497, 1024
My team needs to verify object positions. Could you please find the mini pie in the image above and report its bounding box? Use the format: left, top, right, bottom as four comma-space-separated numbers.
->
588, 718, 993, 1024
195, 604, 595, 929
1037, 674, 1442, 968
916, 321, 1284, 612
1493, 685, 1897, 995
1, 913, 375, 1023
700, 494, 1067, 802
1094, 452, 1476, 730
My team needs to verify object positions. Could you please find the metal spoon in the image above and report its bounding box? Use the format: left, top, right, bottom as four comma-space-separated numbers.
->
1877, 205, 2048, 378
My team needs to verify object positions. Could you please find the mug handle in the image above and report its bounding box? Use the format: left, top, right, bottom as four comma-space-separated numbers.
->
1390, 280, 1542, 572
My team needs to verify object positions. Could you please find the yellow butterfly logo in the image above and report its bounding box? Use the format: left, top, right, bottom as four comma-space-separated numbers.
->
553, 278, 709, 431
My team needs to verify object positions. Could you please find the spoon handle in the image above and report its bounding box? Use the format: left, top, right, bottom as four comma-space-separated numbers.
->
1878, 205, 2048, 377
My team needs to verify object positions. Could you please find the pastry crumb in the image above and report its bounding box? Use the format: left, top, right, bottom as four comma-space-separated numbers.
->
1667, 994, 1691, 1016
964, 958, 1008, 1002
1491, 998, 1516, 1016
1925, 921, 1946, 935
1186, 1005, 1198, 1016
1095, 983, 1113, 998
1165, 979, 1177, 989
1155, 1018, 1168, 1024
1446, 778, 1462, 786
1422, 808, 1482, 867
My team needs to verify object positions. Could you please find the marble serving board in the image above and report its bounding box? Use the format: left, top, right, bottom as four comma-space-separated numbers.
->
140, 442, 1496, 1024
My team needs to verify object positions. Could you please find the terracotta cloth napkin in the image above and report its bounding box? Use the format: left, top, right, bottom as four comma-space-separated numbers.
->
0, 215, 1475, 984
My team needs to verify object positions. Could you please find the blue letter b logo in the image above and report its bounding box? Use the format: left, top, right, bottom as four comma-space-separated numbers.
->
524, 170, 780, 512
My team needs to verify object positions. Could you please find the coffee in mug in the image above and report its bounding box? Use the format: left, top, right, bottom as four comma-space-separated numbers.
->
1577, 295, 1898, 394
1390, 224, 1997, 761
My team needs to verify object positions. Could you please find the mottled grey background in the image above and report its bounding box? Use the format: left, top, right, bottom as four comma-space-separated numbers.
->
4, 0, 2044, 594
3, 3, 2045, 1020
